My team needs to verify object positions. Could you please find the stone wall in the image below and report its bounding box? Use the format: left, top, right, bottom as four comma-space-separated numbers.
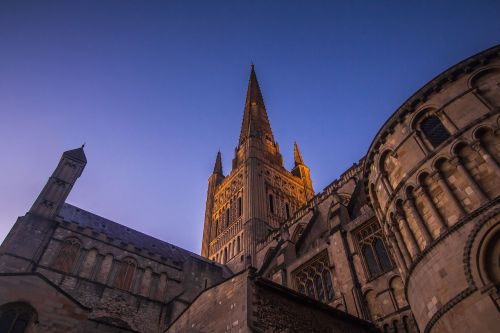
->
365, 45, 500, 333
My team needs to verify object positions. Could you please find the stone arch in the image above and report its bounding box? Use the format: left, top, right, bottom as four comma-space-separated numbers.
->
0, 301, 38, 332
389, 275, 407, 309
469, 67, 500, 108
52, 237, 81, 273
364, 289, 381, 320
114, 257, 137, 291
379, 149, 399, 190
466, 213, 500, 296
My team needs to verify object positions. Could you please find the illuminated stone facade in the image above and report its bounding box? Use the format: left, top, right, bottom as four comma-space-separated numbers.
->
0, 45, 498, 332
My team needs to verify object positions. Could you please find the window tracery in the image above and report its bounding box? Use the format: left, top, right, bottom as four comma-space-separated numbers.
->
420, 115, 450, 148
114, 257, 137, 291
52, 237, 81, 273
355, 220, 393, 279
293, 252, 335, 303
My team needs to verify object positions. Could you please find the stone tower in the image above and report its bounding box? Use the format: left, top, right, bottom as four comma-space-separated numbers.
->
30, 146, 87, 219
201, 65, 314, 270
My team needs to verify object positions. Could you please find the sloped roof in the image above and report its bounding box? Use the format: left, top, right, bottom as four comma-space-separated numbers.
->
59, 203, 229, 271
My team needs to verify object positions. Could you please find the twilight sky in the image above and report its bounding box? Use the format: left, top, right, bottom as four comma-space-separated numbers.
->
0, 1, 499, 253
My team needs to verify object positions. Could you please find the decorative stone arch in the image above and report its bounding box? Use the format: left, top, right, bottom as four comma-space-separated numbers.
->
113, 257, 137, 291
450, 139, 470, 157
417, 170, 432, 186
468, 66, 500, 109
409, 105, 441, 130
404, 184, 418, 201
378, 149, 398, 192
388, 275, 407, 309
431, 156, 450, 171
465, 210, 500, 299
0, 301, 39, 332
472, 124, 496, 140
363, 288, 381, 320
52, 237, 82, 273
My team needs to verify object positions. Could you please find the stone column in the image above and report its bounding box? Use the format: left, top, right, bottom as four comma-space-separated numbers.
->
380, 172, 393, 195
390, 221, 412, 268
431, 171, 465, 218
413, 131, 430, 155
395, 210, 420, 257
417, 186, 447, 234
472, 140, 500, 178
405, 198, 433, 247
388, 230, 408, 276
436, 109, 458, 132
450, 156, 488, 203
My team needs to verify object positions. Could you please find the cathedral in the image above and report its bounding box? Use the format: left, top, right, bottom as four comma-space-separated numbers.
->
0, 45, 499, 333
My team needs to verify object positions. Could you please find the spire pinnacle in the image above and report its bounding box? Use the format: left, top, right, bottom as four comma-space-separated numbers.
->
239, 65, 274, 145
213, 151, 223, 175
294, 142, 305, 166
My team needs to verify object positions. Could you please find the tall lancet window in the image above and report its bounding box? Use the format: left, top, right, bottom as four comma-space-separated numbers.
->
114, 258, 136, 291
355, 220, 393, 279
52, 238, 81, 273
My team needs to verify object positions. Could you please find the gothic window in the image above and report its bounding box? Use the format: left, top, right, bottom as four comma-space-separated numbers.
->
226, 208, 230, 226
238, 197, 242, 217
0, 302, 36, 333
52, 237, 81, 273
355, 220, 393, 279
285, 203, 290, 219
269, 194, 275, 214
420, 116, 450, 148
114, 258, 137, 291
293, 251, 335, 303
215, 219, 219, 236
236, 236, 241, 253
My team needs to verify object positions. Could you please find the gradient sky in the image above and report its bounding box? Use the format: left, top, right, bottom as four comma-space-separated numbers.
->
1, 1, 499, 253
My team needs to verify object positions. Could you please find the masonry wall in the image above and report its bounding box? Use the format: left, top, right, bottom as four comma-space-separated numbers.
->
166, 272, 248, 333
365, 45, 500, 333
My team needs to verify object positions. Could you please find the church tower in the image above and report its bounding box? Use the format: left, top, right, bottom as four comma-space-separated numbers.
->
201, 66, 314, 270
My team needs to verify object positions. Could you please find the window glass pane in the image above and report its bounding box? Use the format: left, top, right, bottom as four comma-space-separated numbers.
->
306, 279, 315, 298
0, 310, 16, 332
322, 270, 335, 301
374, 238, 392, 272
314, 275, 325, 302
421, 116, 450, 148
363, 245, 381, 277
11, 317, 29, 333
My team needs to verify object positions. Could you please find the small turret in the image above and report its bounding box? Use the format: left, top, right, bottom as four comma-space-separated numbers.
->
291, 142, 314, 200
29, 145, 87, 219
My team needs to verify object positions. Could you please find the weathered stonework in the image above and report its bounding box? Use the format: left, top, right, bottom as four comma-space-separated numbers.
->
1, 45, 499, 333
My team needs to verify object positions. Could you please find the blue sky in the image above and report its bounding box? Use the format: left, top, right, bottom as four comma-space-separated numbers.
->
0, 1, 499, 253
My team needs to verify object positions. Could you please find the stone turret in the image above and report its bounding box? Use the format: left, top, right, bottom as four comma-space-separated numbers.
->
30, 146, 87, 219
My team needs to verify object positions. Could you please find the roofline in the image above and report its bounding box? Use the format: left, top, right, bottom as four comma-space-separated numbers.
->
363, 44, 500, 177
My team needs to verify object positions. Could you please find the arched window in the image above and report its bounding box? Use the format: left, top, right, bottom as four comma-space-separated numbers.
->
355, 220, 393, 279
0, 302, 36, 333
238, 197, 243, 217
269, 194, 275, 214
114, 258, 137, 291
285, 203, 290, 219
52, 238, 81, 273
363, 244, 381, 277
420, 116, 450, 148
293, 252, 335, 303
236, 236, 240, 253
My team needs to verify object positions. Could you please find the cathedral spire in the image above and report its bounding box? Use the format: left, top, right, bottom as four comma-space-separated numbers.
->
213, 151, 223, 175
238, 65, 275, 146
294, 142, 304, 166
